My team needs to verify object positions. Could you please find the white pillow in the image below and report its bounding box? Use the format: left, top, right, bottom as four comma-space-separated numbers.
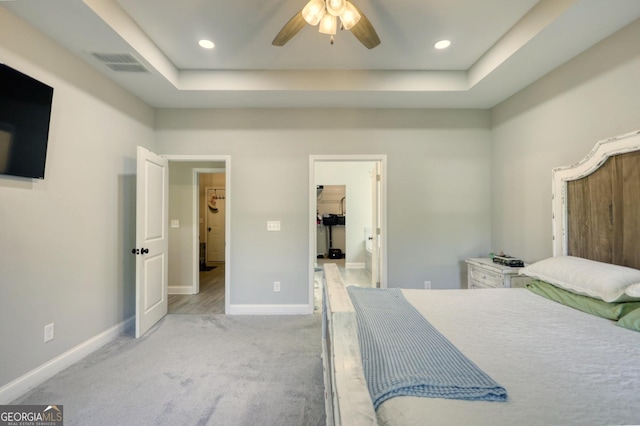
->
520, 256, 640, 303
626, 283, 640, 298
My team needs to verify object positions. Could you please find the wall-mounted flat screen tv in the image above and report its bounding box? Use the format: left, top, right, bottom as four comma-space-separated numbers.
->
0, 63, 54, 179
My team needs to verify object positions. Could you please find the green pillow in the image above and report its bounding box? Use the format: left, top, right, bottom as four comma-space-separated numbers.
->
618, 308, 640, 332
526, 279, 640, 320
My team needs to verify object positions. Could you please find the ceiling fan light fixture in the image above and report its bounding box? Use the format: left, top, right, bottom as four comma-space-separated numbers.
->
272, 0, 380, 49
302, 0, 326, 26
319, 13, 337, 35
340, 1, 361, 30
326, 0, 346, 17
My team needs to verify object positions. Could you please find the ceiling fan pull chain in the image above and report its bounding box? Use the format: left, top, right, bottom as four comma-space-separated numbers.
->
330, 35, 335, 45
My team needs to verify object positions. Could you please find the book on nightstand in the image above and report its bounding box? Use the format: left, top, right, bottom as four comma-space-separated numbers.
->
492, 255, 524, 268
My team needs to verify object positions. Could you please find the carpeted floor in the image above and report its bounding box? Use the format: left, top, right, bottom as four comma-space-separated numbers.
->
12, 314, 326, 426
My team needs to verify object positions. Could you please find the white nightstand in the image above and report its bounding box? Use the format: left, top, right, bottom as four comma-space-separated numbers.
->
465, 258, 531, 289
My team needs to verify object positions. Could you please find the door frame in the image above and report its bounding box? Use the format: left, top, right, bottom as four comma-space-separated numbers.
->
309, 155, 388, 306
165, 155, 231, 314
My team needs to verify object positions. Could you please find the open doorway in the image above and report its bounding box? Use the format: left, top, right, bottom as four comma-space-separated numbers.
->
165, 159, 230, 315
309, 155, 387, 312
316, 184, 346, 261
183, 174, 226, 314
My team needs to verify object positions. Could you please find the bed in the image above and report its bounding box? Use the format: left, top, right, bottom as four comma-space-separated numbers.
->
321, 130, 640, 426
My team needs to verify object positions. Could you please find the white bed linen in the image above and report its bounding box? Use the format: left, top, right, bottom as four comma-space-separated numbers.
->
375, 288, 640, 426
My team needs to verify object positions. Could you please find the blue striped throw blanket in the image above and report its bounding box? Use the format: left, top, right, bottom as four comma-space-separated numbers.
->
347, 287, 507, 409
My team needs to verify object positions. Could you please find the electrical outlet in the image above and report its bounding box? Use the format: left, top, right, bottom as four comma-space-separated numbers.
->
267, 221, 281, 231
44, 323, 54, 342
424, 281, 431, 290
274, 281, 281, 292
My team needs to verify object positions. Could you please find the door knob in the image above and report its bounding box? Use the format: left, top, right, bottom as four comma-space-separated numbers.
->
208, 227, 212, 232
141, 248, 149, 254
131, 248, 140, 255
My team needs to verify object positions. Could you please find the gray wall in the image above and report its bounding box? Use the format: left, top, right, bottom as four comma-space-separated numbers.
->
155, 109, 492, 304
491, 18, 640, 264
0, 9, 155, 388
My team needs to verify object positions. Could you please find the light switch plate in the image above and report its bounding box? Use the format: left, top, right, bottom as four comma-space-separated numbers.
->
171, 220, 180, 228
267, 221, 281, 231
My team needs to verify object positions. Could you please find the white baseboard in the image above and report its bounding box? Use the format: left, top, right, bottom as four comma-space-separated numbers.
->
0, 316, 134, 404
345, 263, 365, 269
227, 304, 312, 315
168, 285, 195, 295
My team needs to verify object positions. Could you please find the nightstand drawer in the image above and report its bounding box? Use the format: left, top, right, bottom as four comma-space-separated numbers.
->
469, 267, 502, 288
469, 278, 495, 289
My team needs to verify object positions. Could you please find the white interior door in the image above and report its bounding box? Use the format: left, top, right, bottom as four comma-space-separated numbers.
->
371, 163, 381, 288
205, 187, 226, 263
135, 146, 168, 338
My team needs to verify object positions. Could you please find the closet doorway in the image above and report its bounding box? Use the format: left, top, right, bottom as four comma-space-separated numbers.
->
316, 184, 346, 261
309, 155, 387, 311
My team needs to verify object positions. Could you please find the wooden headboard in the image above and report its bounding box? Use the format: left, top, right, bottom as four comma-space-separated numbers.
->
552, 130, 640, 270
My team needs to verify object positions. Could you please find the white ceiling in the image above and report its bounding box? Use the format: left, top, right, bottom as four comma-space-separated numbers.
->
4, 0, 640, 109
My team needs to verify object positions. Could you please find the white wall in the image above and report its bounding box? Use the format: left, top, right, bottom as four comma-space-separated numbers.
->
0, 8, 155, 391
490, 18, 640, 264
155, 109, 492, 300
316, 162, 374, 267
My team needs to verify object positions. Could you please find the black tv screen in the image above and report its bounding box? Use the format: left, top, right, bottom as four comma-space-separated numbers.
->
0, 63, 54, 179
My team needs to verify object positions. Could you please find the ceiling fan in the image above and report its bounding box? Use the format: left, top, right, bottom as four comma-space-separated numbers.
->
272, 0, 381, 49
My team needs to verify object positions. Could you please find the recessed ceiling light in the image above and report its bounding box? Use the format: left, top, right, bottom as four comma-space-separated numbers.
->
434, 40, 451, 50
198, 39, 215, 49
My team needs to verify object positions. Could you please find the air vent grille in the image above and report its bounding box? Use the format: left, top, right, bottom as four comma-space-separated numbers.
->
91, 52, 149, 73
105, 63, 148, 73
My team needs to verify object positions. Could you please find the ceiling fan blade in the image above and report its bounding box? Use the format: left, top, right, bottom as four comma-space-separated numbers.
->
349, 5, 381, 49
272, 11, 307, 46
